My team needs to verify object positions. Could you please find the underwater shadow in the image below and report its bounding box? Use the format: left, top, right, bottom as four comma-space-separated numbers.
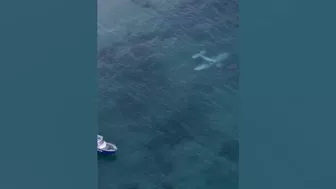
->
98, 153, 118, 162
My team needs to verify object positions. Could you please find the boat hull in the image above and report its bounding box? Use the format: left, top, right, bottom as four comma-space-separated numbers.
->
97, 143, 117, 155
97, 149, 117, 155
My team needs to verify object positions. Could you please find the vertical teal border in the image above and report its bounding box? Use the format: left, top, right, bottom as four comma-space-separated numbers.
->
241, 0, 336, 188
0, 0, 97, 189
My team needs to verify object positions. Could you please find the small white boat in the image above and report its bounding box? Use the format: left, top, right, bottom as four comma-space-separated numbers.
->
97, 135, 118, 155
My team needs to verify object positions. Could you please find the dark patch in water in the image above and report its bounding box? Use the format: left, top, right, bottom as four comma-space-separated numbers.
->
191, 83, 214, 93
129, 45, 153, 59
161, 181, 174, 189
129, 32, 158, 44
138, 151, 174, 177
114, 93, 147, 119
145, 94, 214, 152
97, 153, 117, 162
203, 160, 238, 187
130, 0, 155, 9
146, 121, 193, 151
98, 46, 118, 64
122, 183, 140, 189
219, 139, 239, 162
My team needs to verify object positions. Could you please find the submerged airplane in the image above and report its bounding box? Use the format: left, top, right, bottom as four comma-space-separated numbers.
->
192, 50, 230, 71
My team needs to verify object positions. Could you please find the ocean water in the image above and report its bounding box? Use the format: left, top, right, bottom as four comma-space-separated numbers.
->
97, 0, 239, 188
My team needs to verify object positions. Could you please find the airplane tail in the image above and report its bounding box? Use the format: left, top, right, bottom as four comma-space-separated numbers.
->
192, 50, 206, 59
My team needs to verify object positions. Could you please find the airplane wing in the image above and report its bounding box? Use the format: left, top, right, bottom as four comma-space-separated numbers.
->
192, 50, 206, 59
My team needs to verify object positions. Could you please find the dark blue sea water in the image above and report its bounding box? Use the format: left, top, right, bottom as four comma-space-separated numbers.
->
97, 0, 239, 188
